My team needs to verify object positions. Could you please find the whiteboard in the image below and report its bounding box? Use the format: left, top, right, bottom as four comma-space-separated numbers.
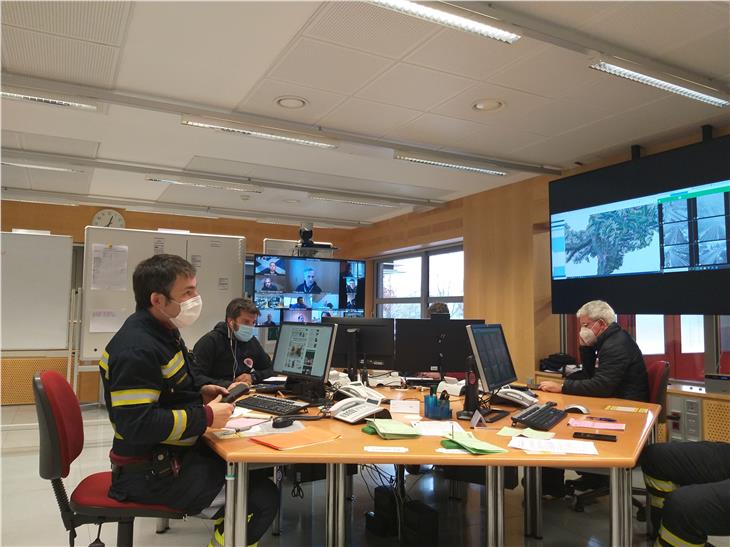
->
81, 227, 245, 360
1, 232, 73, 350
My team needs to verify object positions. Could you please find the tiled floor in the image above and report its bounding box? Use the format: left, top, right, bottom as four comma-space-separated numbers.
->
2, 405, 728, 547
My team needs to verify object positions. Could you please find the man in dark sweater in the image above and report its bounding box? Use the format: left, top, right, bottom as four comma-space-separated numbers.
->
539, 299, 649, 497
192, 298, 273, 388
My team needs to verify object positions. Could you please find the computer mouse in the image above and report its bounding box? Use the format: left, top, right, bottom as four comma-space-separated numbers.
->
272, 416, 294, 428
565, 404, 589, 414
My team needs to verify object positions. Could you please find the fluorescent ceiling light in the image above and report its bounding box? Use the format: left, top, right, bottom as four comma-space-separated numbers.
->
590, 59, 730, 108
124, 206, 220, 219
369, 0, 520, 43
309, 192, 401, 208
181, 116, 337, 149
1, 161, 85, 173
1, 91, 97, 111
145, 176, 262, 193
394, 154, 507, 176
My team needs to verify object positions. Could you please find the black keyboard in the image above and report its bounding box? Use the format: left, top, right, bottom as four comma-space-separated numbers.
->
235, 394, 309, 416
511, 402, 566, 431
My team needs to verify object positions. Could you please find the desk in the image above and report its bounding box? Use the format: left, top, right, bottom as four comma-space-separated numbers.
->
205, 388, 659, 547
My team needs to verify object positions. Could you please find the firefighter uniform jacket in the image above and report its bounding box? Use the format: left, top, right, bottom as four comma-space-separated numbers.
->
99, 308, 223, 514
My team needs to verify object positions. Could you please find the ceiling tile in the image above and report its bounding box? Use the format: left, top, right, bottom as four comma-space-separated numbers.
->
357, 63, 475, 111
319, 97, 421, 138
1, 26, 120, 88
659, 27, 730, 84
1, 129, 23, 149
89, 169, 164, 201
581, 2, 729, 57
382, 113, 484, 149
503, 2, 620, 30
269, 37, 393, 95
1, 1, 132, 46
487, 43, 605, 99
0, 164, 31, 189
185, 156, 257, 178
19, 131, 99, 157
405, 28, 543, 81
448, 125, 544, 158
304, 2, 438, 59
29, 169, 92, 194
430, 82, 552, 126
505, 98, 611, 137
565, 71, 667, 117
115, 2, 320, 109
237, 78, 347, 125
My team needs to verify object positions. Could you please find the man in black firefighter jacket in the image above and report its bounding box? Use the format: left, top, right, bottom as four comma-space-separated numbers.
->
99, 254, 277, 546
191, 297, 273, 388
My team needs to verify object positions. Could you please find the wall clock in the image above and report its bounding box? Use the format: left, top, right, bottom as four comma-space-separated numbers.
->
91, 208, 126, 228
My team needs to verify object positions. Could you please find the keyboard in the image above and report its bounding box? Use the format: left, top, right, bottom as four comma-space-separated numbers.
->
511, 402, 567, 431
235, 394, 309, 416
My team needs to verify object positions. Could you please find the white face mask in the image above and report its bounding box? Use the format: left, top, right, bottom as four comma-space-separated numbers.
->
579, 326, 598, 346
167, 295, 203, 329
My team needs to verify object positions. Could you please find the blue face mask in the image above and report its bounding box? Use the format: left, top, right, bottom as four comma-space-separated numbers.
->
234, 324, 255, 343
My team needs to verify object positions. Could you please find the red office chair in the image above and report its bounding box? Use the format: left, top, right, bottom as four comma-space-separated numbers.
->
568, 360, 670, 516
33, 371, 184, 547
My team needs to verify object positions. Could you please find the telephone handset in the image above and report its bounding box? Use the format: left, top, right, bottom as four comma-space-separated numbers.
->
491, 387, 538, 408
328, 397, 385, 424
336, 381, 385, 404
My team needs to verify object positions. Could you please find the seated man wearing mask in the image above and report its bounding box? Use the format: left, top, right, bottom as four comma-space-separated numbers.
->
192, 297, 273, 388
100, 255, 277, 547
538, 299, 649, 497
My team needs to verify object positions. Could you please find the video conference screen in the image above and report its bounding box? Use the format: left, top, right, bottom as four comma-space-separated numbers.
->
550, 135, 730, 314
253, 254, 366, 325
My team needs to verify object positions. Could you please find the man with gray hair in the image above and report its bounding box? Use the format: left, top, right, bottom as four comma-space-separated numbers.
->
538, 299, 649, 498
539, 299, 649, 400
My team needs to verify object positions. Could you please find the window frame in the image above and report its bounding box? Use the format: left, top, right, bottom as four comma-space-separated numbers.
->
374, 244, 464, 319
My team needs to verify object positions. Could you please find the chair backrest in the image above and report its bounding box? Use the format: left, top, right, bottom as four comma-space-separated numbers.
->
33, 371, 85, 479
645, 361, 670, 422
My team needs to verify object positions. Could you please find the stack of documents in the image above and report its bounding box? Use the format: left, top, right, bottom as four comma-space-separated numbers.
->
442, 432, 507, 455
366, 419, 420, 439
507, 437, 598, 455
497, 426, 555, 439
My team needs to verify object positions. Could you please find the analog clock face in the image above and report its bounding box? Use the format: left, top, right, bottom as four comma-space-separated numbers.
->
91, 208, 126, 228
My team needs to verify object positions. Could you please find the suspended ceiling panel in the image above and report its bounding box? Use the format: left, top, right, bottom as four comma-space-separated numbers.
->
303, 1, 438, 59
319, 97, 421, 139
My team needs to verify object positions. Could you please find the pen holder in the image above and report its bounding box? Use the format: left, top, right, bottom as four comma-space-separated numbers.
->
424, 396, 451, 420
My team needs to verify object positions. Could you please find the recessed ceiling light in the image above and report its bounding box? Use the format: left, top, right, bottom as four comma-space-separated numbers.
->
1, 161, 85, 173
1, 91, 97, 111
275, 96, 308, 109
394, 154, 507, 176
472, 99, 505, 112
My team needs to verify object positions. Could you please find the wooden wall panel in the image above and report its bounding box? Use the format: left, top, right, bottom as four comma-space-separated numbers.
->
0, 201, 351, 253
463, 175, 557, 381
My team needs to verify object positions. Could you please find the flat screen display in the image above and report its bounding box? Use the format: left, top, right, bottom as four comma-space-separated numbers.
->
271, 322, 336, 382
466, 324, 517, 392
253, 254, 365, 324
550, 135, 730, 314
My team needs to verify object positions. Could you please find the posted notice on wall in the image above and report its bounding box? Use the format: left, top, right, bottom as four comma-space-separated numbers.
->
89, 309, 126, 333
91, 244, 128, 291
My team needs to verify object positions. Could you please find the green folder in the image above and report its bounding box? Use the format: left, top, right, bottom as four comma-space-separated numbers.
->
366, 419, 420, 440
443, 431, 507, 455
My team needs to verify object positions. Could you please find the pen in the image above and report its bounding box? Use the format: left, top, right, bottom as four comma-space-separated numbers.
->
586, 416, 617, 422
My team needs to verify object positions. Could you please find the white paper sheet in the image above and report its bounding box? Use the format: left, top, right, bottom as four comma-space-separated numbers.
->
389, 400, 420, 414
89, 309, 126, 333
507, 437, 598, 455
91, 244, 128, 291
411, 421, 464, 437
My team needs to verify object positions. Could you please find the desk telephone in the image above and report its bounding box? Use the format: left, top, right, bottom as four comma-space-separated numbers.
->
336, 381, 386, 404
491, 387, 538, 408
328, 397, 385, 424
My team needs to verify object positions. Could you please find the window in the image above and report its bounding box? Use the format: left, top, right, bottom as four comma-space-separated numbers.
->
375, 246, 463, 319
567, 313, 724, 382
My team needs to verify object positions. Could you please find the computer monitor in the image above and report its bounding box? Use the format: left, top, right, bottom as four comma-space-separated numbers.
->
394, 319, 485, 375
322, 317, 395, 371
466, 324, 518, 392
271, 322, 338, 401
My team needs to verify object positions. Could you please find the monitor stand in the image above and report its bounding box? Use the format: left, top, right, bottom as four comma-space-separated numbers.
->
284, 377, 327, 405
